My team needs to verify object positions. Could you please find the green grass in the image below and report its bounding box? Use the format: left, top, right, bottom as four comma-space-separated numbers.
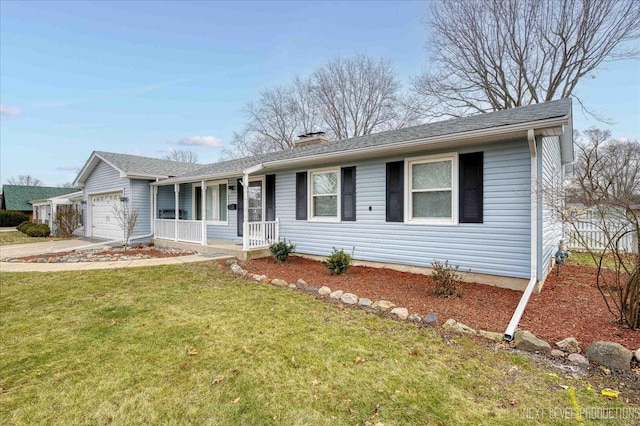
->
0, 230, 43, 245
0, 262, 633, 425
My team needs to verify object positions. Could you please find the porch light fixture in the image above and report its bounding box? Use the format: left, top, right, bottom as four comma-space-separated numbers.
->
80, 200, 87, 205
120, 196, 129, 202
228, 184, 235, 191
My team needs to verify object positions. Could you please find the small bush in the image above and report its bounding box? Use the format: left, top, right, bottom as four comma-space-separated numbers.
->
26, 224, 51, 238
18, 221, 38, 234
269, 239, 296, 262
431, 260, 463, 298
0, 211, 30, 227
324, 247, 354, 275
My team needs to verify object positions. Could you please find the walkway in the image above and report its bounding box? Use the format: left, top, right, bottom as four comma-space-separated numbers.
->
0, 239, 231, 273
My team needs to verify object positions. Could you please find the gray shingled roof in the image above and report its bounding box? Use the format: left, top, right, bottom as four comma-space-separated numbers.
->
96, 151, 203, 177
1, 186, 79, 211
183, 98, 571, 179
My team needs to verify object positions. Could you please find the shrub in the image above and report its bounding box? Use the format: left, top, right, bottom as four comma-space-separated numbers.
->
18, 221, 38, 234
324, 247, 354, 275
0, 211, 30, 227
53, 205, 82, 238
26, 224, 51, 238
269, 239, 296, 263
430, 260, 463, 298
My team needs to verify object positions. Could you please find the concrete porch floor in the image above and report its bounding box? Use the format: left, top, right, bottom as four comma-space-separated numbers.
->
153, 238, 270, 260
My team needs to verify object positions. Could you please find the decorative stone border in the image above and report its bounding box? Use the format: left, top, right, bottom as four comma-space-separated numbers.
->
227, 261, 640, 372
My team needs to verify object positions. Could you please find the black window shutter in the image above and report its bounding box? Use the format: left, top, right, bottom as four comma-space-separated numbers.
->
295, 172, 307, 220
236, 178, 244, 236
459, 152, 484, 223
265, 174, 276, 221
341, 166, 356, 221
386, 161, 404, 222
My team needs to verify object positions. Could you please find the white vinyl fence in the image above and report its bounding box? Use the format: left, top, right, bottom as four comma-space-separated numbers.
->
565, 219, 638, 253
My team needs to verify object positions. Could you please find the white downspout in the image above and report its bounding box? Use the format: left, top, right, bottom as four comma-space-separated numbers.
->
242, 172, 249, 251
504, 129, 539, 341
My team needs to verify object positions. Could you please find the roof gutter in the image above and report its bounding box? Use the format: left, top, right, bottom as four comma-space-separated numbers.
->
504, 129, 539, 341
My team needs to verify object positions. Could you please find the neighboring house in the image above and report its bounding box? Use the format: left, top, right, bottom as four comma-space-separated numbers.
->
73, 98, 574, 293
1, 185, 79, 220
73, 151, 202, 241
30, 190, 84, 236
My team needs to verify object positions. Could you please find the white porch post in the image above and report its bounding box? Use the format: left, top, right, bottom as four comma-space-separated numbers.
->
242, 173, 249, 250
201, 180, 207, 246
51, 203, 57, 230
174, 183, 180, 242
152, 186, 158, 235
32, 206, 37, 223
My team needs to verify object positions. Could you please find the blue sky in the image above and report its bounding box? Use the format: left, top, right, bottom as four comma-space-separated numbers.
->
1, 1, 638, 187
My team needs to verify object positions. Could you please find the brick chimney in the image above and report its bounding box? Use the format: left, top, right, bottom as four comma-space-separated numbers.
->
295, 132, 328, 147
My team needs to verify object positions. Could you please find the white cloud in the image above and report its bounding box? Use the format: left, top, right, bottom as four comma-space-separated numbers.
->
0, 104, 21, 118
175, 135, 223, 148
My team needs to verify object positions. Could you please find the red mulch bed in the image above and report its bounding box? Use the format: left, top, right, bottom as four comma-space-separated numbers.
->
240, 256, 639, 350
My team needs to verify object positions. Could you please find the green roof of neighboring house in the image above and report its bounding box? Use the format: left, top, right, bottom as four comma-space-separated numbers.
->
1, 185, 79, 212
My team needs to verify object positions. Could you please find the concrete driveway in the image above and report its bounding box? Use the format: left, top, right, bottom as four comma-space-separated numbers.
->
0, 239, 100, 260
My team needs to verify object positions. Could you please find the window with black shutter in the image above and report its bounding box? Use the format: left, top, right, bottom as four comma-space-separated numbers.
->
386, 161, 404, 222
459, 152, 483, 223
295, 172, 307, 220
341, 166, 356, 221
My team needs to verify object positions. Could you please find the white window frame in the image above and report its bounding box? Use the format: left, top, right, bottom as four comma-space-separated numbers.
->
192, 180, 229, 225
405, 153, 459, 225
308, 166, 341, 222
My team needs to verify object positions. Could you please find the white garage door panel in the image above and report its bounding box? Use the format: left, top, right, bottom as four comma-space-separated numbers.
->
91, 192, 123, 240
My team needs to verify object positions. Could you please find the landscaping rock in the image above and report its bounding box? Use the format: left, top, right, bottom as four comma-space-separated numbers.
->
230, 264, 245, 275
296, 278, 307, 288
556, 337, 581, 354
358, 298, 373, 307
390, 307, 409, 320
585, 341, 632, 371
271, 278, 288, 287
318, 286, 332, 296
513, 331, 551, 353
422, 312, 438, 327
329, 290, 344, 300
305, 286, 319, 293
288, 284, 297, 289
259, 275, 270, 283
340, 293, 358, 305
635, 348, 640, 362
372, 300, 395, 311
443, 319, 476, 335
568, 353, 589, 366
479, 330, 503, 342
550, 349, 565, 358
408, 314, 422, 323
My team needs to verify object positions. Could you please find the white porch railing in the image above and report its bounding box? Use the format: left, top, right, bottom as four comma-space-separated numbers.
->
155, 219, 203, 244
177, 220, 203, 244
244, 220, 279, 249
566, 219, 637, 253
155, 219, 176, 240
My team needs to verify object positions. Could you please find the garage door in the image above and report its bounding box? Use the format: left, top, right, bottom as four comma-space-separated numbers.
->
91, 192, 123, 240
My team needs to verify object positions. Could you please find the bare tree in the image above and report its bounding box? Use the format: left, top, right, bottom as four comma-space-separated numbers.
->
112, 203, 139, 252
53, 205, 82, 238
559, 129, 639, 329
223, 54, 420, 158
164, 149, 199, 163
312, 55, 417, 139
7, 175, 43, 186
413, 0, 640, 118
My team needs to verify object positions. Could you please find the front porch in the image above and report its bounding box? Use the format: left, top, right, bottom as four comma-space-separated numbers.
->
151, 178, 278, 256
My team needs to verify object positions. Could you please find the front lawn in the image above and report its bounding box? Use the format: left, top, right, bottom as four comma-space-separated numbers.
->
0, 230, 41, 246
0, 262, 633, 424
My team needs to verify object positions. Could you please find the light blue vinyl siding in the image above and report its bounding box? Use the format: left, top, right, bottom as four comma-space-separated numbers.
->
275, 142, 532, 279
539, 136, 563, 278
130, 179, 152, 243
